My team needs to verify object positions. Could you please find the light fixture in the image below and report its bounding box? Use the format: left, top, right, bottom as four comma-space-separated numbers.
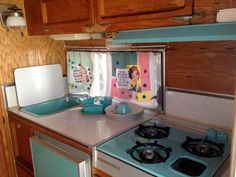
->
50, 33, 105, 40
0, 3, 26, 30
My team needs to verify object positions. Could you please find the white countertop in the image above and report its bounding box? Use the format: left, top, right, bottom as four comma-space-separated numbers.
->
9, 107, 158, 148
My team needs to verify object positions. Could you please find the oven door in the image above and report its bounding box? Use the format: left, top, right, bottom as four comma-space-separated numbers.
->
30, 134, 91, 177
94, 150, 153, 177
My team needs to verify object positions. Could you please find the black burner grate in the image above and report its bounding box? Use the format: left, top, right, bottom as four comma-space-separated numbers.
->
135, 123, 170, 139
181, 136, 224, 157
127, 140, 172, 164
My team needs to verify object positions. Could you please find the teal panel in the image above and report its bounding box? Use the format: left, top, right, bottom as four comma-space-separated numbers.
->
112, 22, 236, 43
31, 138, 79, 177
21, 97, 80, 117
111, 52, 137, 76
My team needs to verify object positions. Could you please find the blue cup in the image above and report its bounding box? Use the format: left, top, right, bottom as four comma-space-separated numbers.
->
116, 102, 131, 114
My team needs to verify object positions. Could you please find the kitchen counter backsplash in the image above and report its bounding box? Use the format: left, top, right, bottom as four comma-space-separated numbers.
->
166, 89, 234, 129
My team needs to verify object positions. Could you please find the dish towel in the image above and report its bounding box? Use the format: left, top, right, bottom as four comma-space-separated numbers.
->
110, 52, 160, 108
67, 51, 93, 94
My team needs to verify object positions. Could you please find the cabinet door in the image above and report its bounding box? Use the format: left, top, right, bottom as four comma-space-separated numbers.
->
24, 0, 94, 35
96, 0, 193, 24
10, 118, 34, 170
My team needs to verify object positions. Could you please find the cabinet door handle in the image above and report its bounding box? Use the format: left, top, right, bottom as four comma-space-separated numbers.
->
17, 124, 21, 128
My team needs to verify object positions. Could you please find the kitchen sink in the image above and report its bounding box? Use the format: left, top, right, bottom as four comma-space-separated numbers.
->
21, 97, 81, 117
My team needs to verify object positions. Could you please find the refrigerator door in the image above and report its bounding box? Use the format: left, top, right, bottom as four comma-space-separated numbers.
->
30, 136, 91, 177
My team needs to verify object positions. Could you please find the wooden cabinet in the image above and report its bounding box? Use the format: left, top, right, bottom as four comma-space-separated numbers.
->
96, 0, 193, 24
9, 112, 92, 177
9, 114, 34, 176
24, 0, 193, 35
23, 0, 236, 35
93, 167, 112, 177
16, 164, 34, 177
24, 0, 94, 35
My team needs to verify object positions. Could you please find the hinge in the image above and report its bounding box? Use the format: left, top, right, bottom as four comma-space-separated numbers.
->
173, 15, 193, 25
174, 15, 193, 25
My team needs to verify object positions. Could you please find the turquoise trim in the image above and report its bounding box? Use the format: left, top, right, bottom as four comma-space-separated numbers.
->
112, 22, 236, 43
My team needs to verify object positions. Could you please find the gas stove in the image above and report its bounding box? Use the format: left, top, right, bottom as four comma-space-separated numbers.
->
95, 118, 230, 177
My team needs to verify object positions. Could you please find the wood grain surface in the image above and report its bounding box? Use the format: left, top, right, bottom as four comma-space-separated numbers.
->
0, 29, 66, 84
104, 0, 236, 32
0, 1, 66, 177
166, 41, 236, 95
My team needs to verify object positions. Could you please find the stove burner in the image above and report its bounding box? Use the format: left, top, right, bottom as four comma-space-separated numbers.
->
135, 123, 170, 139
127, 140, 172, 164
181, 136, 224, 157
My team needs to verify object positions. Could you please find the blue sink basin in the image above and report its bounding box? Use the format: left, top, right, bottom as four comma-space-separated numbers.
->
21, 97, 81, 117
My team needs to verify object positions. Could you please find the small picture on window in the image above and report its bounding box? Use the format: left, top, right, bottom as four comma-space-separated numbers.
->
128, 65, 142, 93
73, 64, 90, 83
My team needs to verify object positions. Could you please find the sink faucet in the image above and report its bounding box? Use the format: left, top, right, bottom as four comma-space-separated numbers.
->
68, 93, 89, 98
64, 93, 89, 102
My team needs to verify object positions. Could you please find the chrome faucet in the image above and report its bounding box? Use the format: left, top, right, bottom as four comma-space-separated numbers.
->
64, 92, 89, 102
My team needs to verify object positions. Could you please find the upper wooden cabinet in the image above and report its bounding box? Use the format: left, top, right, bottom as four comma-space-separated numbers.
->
23, 0, 236, 35
24, 0, 94, 35
23, 0, 194, 35
96, 0, 193, 24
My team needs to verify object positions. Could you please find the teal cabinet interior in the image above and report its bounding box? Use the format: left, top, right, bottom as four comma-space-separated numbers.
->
112, 22, 236, 43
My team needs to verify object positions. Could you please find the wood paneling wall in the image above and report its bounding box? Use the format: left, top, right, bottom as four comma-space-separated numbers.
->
166, 41, 236, 95
0, 32, 66, 84
0, 1, 66, 177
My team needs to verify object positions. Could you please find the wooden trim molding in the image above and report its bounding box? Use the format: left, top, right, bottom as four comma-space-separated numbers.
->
0, 129, 8, 177
93, 167, 112, 177
230, 88, 236, 177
